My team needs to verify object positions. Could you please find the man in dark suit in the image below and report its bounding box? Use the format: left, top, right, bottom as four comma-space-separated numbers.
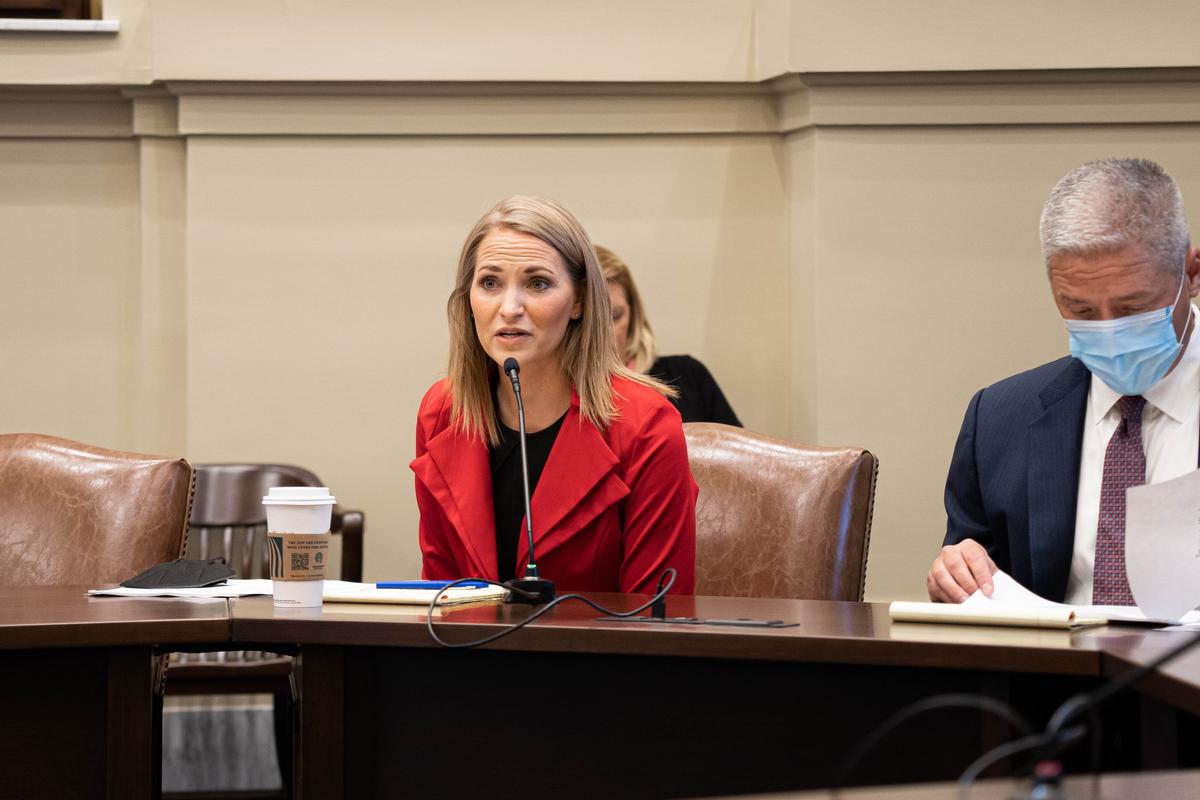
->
929, 158, 1200, 604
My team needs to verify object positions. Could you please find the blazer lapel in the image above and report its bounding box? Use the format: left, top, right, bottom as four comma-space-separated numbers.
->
1026, 358, 1090, 601
411, 425, 498, 580
515, 392, 631, 570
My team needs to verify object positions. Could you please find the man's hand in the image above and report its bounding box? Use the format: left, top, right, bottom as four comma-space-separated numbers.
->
927, 540, 998, 603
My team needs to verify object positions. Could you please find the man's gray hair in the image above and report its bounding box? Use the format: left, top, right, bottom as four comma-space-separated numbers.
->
1040, 158, 1190, 273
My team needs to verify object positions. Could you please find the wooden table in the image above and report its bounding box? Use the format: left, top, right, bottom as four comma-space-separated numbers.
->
0, 585, 230, 800
6, 587, 1199, 800
231, 594, 1167, 800
721, 768, 1200, 798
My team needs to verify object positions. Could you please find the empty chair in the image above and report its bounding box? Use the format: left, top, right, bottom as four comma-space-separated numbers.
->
684, 423, 877, 601
0, 433, 194, 585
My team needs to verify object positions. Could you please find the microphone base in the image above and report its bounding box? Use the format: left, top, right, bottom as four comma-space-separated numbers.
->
504, 577, 556, 605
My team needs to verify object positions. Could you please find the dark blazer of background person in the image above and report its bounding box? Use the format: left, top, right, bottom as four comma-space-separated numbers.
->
596, 244, 742, 427
648, 354, 741, 426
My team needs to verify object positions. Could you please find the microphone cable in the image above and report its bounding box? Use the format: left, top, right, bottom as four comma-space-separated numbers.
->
425, 568, 678, 649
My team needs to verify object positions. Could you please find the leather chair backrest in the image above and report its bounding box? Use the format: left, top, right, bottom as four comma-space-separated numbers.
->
0, 433, 194, 585
684, 423, 877, 601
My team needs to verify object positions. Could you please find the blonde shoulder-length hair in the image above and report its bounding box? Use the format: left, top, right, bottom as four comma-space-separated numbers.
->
447, 196, 672, 445
594, 245, 658, 373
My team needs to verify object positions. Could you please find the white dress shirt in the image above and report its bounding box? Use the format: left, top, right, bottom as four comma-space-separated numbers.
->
1066, 305, 1200, 605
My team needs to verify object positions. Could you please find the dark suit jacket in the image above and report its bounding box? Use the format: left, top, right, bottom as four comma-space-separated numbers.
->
942, 356, 1091, 602
647, 355, 742, 427
411, 376, 697, 594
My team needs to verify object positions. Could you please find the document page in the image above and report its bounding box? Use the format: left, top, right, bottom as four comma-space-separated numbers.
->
965, 571, 1200, 626
1126, 467, 1200, 621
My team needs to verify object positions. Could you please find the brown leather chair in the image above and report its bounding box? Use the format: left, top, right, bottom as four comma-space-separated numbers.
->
0, 433, 194, 585
684, 423, 877, 601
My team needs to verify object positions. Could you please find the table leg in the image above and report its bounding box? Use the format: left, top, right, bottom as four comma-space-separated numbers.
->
295, 645, 345, 800
106, 646, 156, 800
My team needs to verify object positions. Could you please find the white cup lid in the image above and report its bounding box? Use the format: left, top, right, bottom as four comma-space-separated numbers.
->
262, 486, 336, 505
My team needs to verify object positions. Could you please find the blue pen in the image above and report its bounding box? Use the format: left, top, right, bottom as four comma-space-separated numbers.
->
375, 580, 491, 590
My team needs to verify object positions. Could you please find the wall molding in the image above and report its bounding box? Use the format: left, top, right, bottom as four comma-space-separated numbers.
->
6, 68, 1200, 138
0, 87, 131, 137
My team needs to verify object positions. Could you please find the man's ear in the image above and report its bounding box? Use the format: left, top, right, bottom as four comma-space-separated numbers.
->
1187, 245, 1200, 298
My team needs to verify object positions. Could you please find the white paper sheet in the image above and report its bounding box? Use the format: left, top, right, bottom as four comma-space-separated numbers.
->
88, 579, 274, 598
1125, 467, 1200, 621
960, 570, 1200, 626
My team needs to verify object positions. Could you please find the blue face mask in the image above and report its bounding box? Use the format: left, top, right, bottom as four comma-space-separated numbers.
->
1065, 270, 1190, 396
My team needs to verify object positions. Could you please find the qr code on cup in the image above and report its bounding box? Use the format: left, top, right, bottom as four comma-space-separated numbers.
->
291, 552, 310, 571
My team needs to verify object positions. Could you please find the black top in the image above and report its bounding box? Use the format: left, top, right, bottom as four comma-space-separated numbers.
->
648, 354, 742, 427
489, 409, 567, 582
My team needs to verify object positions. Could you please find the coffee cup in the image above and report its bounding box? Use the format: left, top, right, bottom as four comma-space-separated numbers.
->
262, 486, 335, 608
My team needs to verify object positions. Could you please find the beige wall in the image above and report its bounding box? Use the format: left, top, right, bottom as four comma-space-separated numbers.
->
6, 1, 1200, 597
0, 139, 140, 449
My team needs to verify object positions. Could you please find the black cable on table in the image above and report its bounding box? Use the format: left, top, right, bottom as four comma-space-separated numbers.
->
425, 568, 678, 649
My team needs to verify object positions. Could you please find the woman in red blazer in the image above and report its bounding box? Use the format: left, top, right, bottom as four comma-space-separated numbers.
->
411, 196, 696, 594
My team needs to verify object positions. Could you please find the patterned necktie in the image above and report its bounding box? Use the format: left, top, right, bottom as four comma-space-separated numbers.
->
1092, 394, 1147, 606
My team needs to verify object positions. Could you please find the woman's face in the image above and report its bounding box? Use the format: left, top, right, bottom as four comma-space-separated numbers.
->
470, 227, 581, 376
607, 281, 630, 360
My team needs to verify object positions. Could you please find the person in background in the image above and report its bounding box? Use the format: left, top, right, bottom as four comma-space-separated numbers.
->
929, 158, 1200, 605
595, 245, 742, 426
411, 196, 697, 594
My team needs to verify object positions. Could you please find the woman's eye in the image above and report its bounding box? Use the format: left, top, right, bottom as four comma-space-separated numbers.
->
530, 277, 550, 291
479, 276, 499, 290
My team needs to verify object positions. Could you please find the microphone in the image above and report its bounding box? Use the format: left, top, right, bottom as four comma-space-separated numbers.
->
501, 357, 556, 605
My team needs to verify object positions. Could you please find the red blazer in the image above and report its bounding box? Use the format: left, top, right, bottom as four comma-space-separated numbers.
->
411, 376, 696, 594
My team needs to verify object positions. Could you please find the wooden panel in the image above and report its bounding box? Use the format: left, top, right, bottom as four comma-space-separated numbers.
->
106, 647, 155, 800
0, 648, 109, 799
296, 645, 344, 800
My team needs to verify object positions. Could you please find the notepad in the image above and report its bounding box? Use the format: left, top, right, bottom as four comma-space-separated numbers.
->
889, 570, 1200, 630
322, 580, 507, 606
889, 600, 1105, 629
